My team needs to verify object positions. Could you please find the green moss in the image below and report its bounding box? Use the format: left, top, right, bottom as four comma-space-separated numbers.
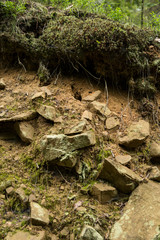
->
81, 181, 95, 194
0, 1, 157, 96
97, 149, 112, 163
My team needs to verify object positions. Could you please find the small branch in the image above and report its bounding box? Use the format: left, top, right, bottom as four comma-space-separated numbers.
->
54, 71, 61, 85
56, 167, 71, 185
65, 4, 73, 10
18, 56, 26, 72
104, 79, 109, 112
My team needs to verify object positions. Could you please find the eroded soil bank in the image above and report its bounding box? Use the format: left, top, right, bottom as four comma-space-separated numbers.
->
1, 2, 160, 240
1, 1, 160, 97
0, 68, 160, 239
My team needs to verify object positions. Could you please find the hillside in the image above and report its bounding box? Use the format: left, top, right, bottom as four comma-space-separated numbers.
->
1, 1, 160, 240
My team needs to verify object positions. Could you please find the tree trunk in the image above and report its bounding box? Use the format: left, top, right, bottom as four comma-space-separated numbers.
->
141, 0, 144, 28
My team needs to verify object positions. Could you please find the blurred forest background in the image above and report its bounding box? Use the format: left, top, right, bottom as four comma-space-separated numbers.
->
1, 0, 160, 30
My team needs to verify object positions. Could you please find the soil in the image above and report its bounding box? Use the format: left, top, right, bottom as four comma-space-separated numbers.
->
0, 67, 160, 239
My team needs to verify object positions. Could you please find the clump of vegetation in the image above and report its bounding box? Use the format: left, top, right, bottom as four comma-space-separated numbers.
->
37, 62, 51, 86
0, 0, 160, 96
0, 0, 26, 18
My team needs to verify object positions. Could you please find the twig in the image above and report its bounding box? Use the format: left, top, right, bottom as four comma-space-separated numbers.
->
54, 71, 61, 85
104, 79, 109, 112
18, 56, 26, 73
56, 166, 71, 185
51, 65, 58, 77
70, 60, 79, 72
65, 4, 73, 10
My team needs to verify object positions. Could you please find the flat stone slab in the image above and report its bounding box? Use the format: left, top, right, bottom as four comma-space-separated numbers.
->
115, 155, 131, 165
0, 111, 37, 122
14, 122, 34, 143
105, 117, 120, 130
88, 101, 111, 117
150, 141, 160, 162
15, 187, 28, 204
90, 182, 117, 204
30, 202, 49, 226
5, 231, 46, 240
41, 131, 96, 168
64, 120, 86, 135
80, 225, 103, 240
148, 166, 160, 182
119, 120, 150, 148
81, 110, 92, 121
40, 87, 52, 96
110, 181, 160, 240
99, 158, 142, 193
83, 90, 101, 102
32, 91, 45, 101
37, 104, 57, 121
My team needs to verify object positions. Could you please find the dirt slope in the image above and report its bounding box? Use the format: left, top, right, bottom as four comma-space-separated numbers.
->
0, 67, 160, 239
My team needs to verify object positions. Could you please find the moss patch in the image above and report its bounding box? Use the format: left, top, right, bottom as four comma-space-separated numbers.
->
0, 1, 159, 96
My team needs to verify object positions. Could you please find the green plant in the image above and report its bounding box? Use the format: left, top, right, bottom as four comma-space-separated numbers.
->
37, 62, 51, 86
97, 149, 112, 163
106, 5, 128, 22
1, 0, 26, 18
149, 12, 160, 30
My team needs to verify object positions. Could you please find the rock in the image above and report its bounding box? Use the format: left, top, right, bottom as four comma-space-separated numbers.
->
70, 233, 75, 240
30, 202, 49, 226
60, 227, 69, 237
88, 101, 111, 117
98, 158, 142, 193
80, 225, 103, 240
148, 166, 160, 182
0, 194, 5, 199
0, 111, 37, 122
64, 120, 86, 135
14, 122, 34, 143
115, 155, 131, 165
0, 111, 5, 117
29, 194, 37, 202
102, 131, 109, 141
32, 92, 45, 101
83, 90, 101, 102
110, 181, 160, 240
105, 117, 120, 130
40, 87, 52, 96
150, 141, 160, 162
119, 120, 150, 148
50, 234, 58, 240
37, 104, 57, 121
41, 131, 96, 168
5, 231, 46, 240
6, 187, 14, 195
76, 206, 86, 212
82, 110, 92, 121
54, 116, 63, 123
0, 180, 12, 192
5, 211, 14, 220
15, 187, 28, 204
90, 182, 117, 204
0, 78, 6, 90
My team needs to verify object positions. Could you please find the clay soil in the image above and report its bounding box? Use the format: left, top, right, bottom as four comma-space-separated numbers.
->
0, 68, 160, 239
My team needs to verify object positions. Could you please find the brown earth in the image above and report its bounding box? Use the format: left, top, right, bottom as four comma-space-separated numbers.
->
0, 68, 160, 239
